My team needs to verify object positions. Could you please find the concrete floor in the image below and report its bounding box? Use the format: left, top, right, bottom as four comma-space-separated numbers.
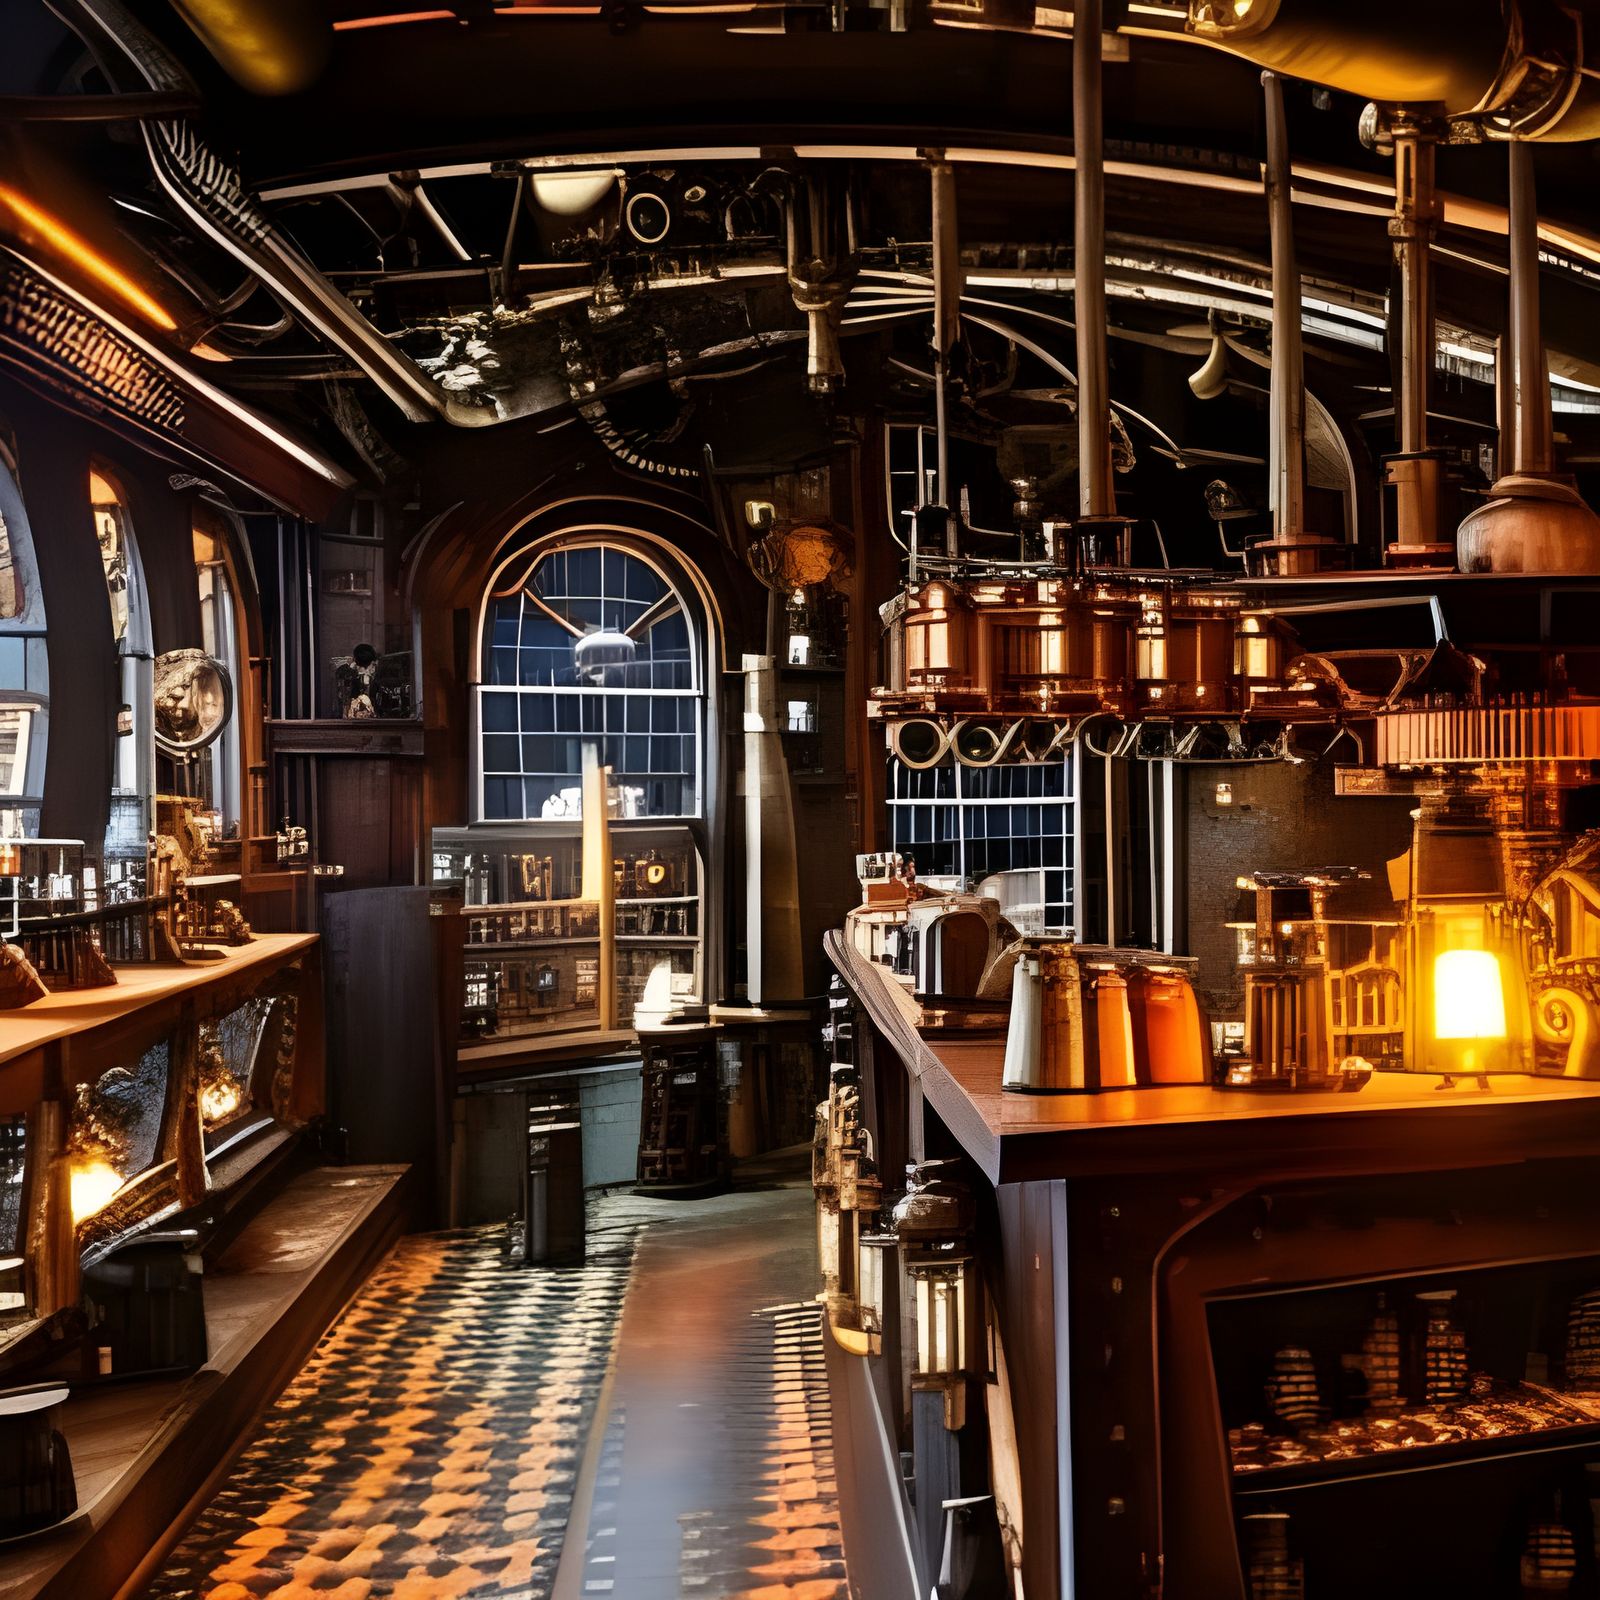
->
143, 1152, 845, 1600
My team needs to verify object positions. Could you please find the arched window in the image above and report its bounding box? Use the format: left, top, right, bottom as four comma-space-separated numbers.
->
90, 470, 154, 889
191, 512, 242, 835
479, 542, 702, 821
0, 437, 48, 839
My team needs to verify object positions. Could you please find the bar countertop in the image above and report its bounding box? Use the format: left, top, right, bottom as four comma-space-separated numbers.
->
825, 928, 1600, 1186
0, 933, 319, 1113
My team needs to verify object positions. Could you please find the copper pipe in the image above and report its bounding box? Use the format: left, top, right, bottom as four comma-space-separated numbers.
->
1263, 71, 1306, 539
1508, 140, 1553, 475
1073, 0, 1113, 521
1456, 141, 1600, 574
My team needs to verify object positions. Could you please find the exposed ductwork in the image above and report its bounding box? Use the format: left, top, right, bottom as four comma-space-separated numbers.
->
1185, 0, 1600, 141
57, 0, 494, 427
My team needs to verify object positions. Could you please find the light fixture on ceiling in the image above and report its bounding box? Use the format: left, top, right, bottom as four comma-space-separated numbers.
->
528, 169, 621, 216
0, 186, 176, 332
1188, 311, 1231, 400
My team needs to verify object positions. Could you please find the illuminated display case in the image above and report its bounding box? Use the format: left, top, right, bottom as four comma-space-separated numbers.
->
1163, 1159, 1600, 1599
433, 823, 703, 1038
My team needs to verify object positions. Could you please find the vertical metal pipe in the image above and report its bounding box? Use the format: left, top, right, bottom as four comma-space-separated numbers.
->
1394, 125, 1436, 460
1263, 72, 1306, 540
1387, 110, 1444, 554
1508, 141, 1553, 475
1495, 330, 1515, 478
1102, 750, 1116, 944
1074, 0, 1113, 520
930, 158, 962, 558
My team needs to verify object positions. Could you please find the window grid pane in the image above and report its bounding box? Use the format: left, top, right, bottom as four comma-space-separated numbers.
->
885, 754, 1074, 934
480, 544, 702, 822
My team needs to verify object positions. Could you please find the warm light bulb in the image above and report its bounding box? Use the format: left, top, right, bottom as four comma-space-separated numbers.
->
0, 186, 177, 332
70, 1159, 122, 1223
200, 1080, 241, 1123
1433, 949, 1508, 1042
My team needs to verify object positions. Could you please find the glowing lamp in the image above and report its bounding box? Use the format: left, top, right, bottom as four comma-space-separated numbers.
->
910, 1253, 968, 1379
857, 1228, 896, 1336
70, 1158, 122, 1223
1433, 949, 1507, 1042
0, 842, 19, 877
528, 169, 619, 216
892, 1162, 979, 1429
200, 1079, 241, 1124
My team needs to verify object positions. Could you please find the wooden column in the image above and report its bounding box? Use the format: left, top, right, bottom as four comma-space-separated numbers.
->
25, 1092, 78, 1318
581, 753, 616, 1030
163, 1005, 207, 1211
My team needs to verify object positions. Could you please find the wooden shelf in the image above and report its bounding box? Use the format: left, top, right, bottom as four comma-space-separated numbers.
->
1232, 1413, 1600, 1496
0, 934, 320, 1116
466, 937, 601, 953
1, 1165, 408, 1600
266, 718, 423, 757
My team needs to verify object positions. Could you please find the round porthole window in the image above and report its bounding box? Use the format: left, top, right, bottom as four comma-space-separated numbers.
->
624, 189, 671, 245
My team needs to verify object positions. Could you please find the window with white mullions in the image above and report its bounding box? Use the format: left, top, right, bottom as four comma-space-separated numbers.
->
479, 541, 704, 821
90, 472, 155, 889
885, 754, 1076, 935
0, 437, 47, 840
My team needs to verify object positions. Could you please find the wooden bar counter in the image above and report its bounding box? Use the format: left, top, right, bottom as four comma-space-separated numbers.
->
825, 928, 1600, 1600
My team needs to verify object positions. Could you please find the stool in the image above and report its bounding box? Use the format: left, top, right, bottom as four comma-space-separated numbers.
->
0, 1384, 74, 1538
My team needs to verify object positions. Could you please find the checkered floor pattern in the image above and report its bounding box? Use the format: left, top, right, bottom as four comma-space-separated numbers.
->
146, 1223, 635, 1600
144, 1175, 849, 1600
690, 1301, 848, 1600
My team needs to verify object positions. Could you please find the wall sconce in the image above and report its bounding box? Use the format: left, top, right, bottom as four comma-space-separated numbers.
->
857, 1227, 897, 1337
837, 1138, 882, 1309
813, 1059, 890, 1354
1215, 782, 1234, 806
893, 1161, 979, 1429
69, 1157, 122, 1224
910, 1253, 969, 1378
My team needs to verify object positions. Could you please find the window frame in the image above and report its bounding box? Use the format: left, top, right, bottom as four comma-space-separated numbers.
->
474, 539, 708, 825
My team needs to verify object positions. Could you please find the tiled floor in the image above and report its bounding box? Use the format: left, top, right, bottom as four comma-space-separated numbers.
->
568, 1178, 847, 1600
145, 1160, 846, 1600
